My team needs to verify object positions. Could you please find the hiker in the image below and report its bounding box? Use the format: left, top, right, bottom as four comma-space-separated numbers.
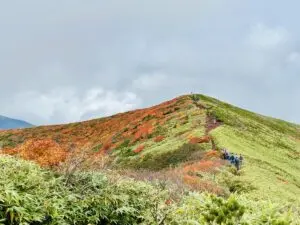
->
224, 149, 229, 160
234, 155, 240, 170
239, 154, 244, 166
221, 149, 226, 159
221, 148, 229, 160
229, 154, 235, 164
221, 149, 225, 158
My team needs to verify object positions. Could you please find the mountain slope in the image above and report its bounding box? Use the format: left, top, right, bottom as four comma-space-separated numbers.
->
0, 115, 33, 129
0, 94, 300, 203
199, 95, 300, 202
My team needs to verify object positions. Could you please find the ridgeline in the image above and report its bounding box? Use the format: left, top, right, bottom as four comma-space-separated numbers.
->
0, 94, 300, 224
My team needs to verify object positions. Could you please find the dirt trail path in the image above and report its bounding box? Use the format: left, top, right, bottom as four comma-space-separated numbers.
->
193, 101, 223, 150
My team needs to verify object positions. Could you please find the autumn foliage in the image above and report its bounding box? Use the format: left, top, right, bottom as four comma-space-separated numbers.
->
183, 175, 224, 195
183, 160, 222, 173
189, 135, 211, 144
101, 141, 113, 152
154, 135, 165, 142
134, 123, 154, 142
204, 150, 221, 159
3, 139, 67, 167
0, 95, 192, 167
133, 145, 145, 153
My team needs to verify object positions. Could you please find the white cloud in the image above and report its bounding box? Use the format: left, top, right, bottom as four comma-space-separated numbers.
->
286, 52, 300, 64
1, 1, 300, 124
3, 88, 141, 125
248, 23, 289, 49
132, 72, 168, 91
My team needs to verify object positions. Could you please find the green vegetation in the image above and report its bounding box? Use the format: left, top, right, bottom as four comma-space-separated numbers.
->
118, 143, 207, 170
91, 143, 103, 152
218, 166, 256, 194
111, 104, 209, 170
195, 94, 300, 203
0, 133, 21, 148
198, 94, 300, 137
1, 156, 299, 225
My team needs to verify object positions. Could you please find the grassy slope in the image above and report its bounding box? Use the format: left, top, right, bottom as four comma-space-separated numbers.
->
197, 95, 300, 202
0, 94, 300, 203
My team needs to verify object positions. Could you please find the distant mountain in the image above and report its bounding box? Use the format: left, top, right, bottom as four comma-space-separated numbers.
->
0, 115, 33, 129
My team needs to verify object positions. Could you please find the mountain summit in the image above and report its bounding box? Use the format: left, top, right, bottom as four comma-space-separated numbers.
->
0, 115, 33, 129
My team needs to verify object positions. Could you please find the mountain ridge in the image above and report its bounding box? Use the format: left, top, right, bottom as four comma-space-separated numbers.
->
1, 94, 300, 203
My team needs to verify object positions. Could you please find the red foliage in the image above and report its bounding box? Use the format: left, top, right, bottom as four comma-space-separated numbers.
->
154, 135, 165, 142
189, 135, 211, 144
133, 145, 145, 153
101, 141, 112, 152
134, 123, 154, 142
165, 199, 172, 205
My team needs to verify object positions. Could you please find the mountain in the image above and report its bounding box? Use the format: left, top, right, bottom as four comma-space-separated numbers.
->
0, 115, 33, 129
1, 94, 300, 203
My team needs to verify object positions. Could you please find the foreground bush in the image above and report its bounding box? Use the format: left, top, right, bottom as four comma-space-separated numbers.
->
166, 193, 298, 224
0, 156, 299, 224
0, 156, 170, 224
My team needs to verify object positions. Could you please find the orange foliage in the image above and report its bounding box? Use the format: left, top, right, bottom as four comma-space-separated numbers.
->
133, 145, 145, 153
3, 139, 67, 167
184, 160, 222, 173
183, 174, 199, 185
154, 135, 165, 142
189, 135, 211, 144
204, 150, 220, 159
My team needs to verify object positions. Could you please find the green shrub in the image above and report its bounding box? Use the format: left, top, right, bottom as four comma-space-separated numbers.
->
191, 94, 201, 102
153, 125, 168, 136
117, 139, 131, 149
0, 156, 171, 225
0, 156, 298, 225
129, 143, 204, 170
167, 193, 246, 224
142, 114, 156, 121
119, 147, 135, 157
91, 143, 103, 152
167, 193, 297, 225
218, 168, 256, 194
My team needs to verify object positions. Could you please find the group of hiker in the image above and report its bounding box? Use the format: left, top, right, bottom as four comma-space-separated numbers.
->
221, 148, 243, 170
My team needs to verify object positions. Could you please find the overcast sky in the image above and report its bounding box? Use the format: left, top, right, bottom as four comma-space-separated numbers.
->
1, 0, 300, 125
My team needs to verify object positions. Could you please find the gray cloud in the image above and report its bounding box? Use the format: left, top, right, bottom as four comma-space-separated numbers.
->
1, 0, 300, 124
